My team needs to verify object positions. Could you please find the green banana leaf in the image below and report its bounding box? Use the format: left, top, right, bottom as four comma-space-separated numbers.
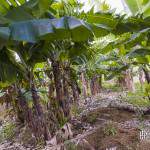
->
0, 16, 111, 43
127, 48, 150, 58
124, 0, 150, 17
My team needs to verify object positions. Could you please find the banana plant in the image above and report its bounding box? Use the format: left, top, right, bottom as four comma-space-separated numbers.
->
123, 0, 150, 17
0, 0, 150, 142
0, 43, 52, 140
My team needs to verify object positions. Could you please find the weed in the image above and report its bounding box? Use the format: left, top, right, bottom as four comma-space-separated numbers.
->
64, 140, 77, 150
103, 82, 121, 92
0, 121, 15, 143
122, 84, 150, 107
103, 122, 117, 136
71, 104, 82, 116
86, 112, 98, 124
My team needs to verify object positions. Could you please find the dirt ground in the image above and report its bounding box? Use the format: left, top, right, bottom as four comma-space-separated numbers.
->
1, 93, 150, 150
77, 107, 149, 150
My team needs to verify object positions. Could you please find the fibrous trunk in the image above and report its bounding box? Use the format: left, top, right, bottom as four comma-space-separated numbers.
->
142, 67, 150, 101
16, 87, 39, 139
90, 75, 102, 95
31, 82, 51, 141
71, 80, 80, 103
118, 69, 134, 92
143, 67, 150, 84
51, 60, 70, 123
139, 69, 145, 90
63, 64, 71, 118
80, 72, 88, 98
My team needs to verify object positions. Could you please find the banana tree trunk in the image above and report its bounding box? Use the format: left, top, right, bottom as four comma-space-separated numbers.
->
45, 70, 55, 109
31, 82, 51, 141
63, 65, 71, 118
51, 60, 70, 124
118, 70, 134, 92
81, 72, 88, 98
16, 87, 39, 139
143, 67, 150, 84
71, 80, 80, 103
90, 74, 102, 95
125, 70, 134, 91
3, 85, 26, 124
48, 74, 55, 101
51, 61, 64, 108
68, 67, 80, 103
139, 69, 145, 89
142, 67, 150, 101
48, 82, 55, 108
16, 92, 27, 123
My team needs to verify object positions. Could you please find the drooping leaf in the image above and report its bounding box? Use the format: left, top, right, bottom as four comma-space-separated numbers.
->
0, 48, 18, 86
127, 48, 150, 58
124, 0, 150, 17
0, 17, 96, 43
0, 27, 10, 48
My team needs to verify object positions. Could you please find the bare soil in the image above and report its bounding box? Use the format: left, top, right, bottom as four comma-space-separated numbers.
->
1, 93, 150, 150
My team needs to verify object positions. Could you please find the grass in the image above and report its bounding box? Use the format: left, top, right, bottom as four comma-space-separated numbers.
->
103, 122, 118, 136
64, 140, 77, 150
103, 82, 121, 92
122, 82, 150, 107
0, 121, 15, 143
86, 112, 98, 124
125, 96, 150, 107
71, 104, 83, 117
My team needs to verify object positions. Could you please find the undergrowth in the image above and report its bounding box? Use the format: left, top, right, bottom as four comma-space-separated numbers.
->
122, 83, 150, 107
103, 122, 118, 136
0, 121, 15, 143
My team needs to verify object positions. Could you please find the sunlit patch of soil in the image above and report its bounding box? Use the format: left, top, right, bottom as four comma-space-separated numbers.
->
81, 108, 136, 125
74, 107, 150, 150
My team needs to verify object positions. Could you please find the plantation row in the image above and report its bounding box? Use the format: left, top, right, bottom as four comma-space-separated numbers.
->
0, 0, 149, 143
